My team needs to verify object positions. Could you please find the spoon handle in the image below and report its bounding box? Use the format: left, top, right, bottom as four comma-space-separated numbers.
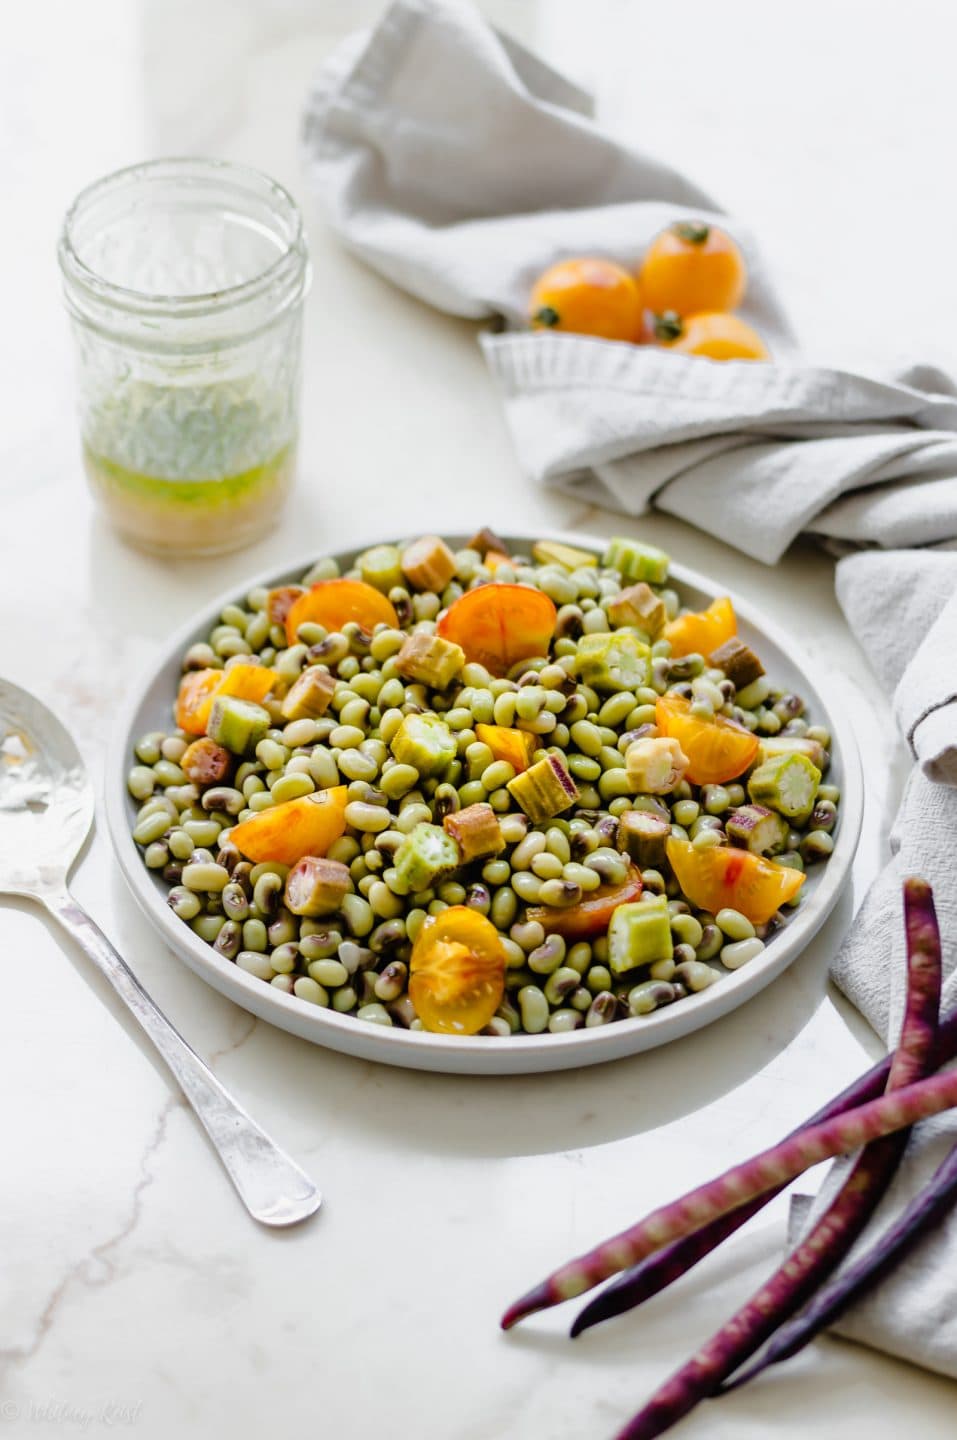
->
43, 888, 321, 1228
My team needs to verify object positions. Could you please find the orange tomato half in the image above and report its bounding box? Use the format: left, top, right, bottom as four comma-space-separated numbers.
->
640, 221, 747, 315
666, 838, 804, 925
230, 786, 348, 866
437, 584, 556, 677
655, 694, 758, 785
528, 867, 644, 939
529, 258, 644, 342
665, 596, 736, 659
409, 906, 506, 1035
285, 580, 399, 645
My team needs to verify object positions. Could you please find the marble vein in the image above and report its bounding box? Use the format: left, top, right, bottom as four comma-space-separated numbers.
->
0, 1011, 259, 1376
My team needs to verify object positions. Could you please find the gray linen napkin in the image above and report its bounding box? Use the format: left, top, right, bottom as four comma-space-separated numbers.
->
787, 552, 957, 1380
302, 0, 957, 555
303, 0, 957, 1376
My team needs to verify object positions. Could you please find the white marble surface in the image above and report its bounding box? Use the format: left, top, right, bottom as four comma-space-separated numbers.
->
1, 2, 955, 1436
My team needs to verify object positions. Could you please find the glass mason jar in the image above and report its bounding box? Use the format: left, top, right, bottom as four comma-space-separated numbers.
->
59, 158, 309, 556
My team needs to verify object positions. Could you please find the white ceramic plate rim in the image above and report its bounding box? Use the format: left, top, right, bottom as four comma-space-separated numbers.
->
106, 531, 863, 1075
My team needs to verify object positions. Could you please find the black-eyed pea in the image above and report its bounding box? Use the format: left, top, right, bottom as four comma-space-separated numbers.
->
715, 908, 755, 941
671, 912, 704, 949
293, 977, 329, 1006
501, 937, 526, 970
235, 950, 274, 980
627, 980, 677, 1016
530, 851, 564, 881
720, 937, 765, 970
547, 1008, 583, 1033
649, 957, 676, 981
585, 991, 617, 1027
543, 967, 580, 1006
675, 960, 720, 992
518, 985, 549, 1033
331, 984, 359, 1013
512, 871, 544, 904
528, 934, 567, 976
510, 919, 545, 953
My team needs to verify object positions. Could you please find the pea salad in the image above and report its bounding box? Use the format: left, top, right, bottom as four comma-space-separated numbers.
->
127, 530, 839, 1038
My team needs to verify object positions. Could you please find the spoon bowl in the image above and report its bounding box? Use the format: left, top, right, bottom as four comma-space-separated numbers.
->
0, 679, 93, 896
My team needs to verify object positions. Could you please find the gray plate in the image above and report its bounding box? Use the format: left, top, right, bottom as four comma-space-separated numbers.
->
106, 532, 863, 1075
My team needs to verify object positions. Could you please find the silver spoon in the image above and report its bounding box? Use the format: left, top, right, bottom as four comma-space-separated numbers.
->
0, 677, 321, 1227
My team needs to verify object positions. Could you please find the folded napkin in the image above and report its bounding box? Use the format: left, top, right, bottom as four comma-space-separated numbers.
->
303, 0, 957, 1377
302, 0, 957, 556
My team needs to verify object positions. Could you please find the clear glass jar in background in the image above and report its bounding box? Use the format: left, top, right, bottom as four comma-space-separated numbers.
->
58, 158, 309, 557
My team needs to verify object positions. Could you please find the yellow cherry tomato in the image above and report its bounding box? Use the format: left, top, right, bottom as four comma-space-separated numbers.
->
529, 258, 644, 342
409, 906, 506, 1035
640, 221, 747, 315
666, 837, 804, 925
175, 669, 222, 736
655, 694, 758, 785
230, 787, 348, 866
664, 596, 737, 659
654, 311, 769, 361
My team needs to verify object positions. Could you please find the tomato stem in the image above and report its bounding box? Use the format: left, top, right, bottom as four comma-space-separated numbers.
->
533, 305, 560, 328
672, 220, 710, 245
652, 311, 684, 343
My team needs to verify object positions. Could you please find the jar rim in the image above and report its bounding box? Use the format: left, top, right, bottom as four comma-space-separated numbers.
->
58, 156, 307, 319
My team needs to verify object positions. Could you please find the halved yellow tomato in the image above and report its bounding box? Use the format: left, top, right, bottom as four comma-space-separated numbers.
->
175, 663, 275, 736
175, 669, 223, 735
436, 584, 556, 677
666, 837, 804, 925
665, 596, 736, 659
655, 693, 758, 785
409, 906, 506, 1035
285, 579, 399, 645
230, 786, 348, 866
204, 663, 274, 727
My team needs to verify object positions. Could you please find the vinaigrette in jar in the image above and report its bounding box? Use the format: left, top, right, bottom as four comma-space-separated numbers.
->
59, 159, 309, 556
